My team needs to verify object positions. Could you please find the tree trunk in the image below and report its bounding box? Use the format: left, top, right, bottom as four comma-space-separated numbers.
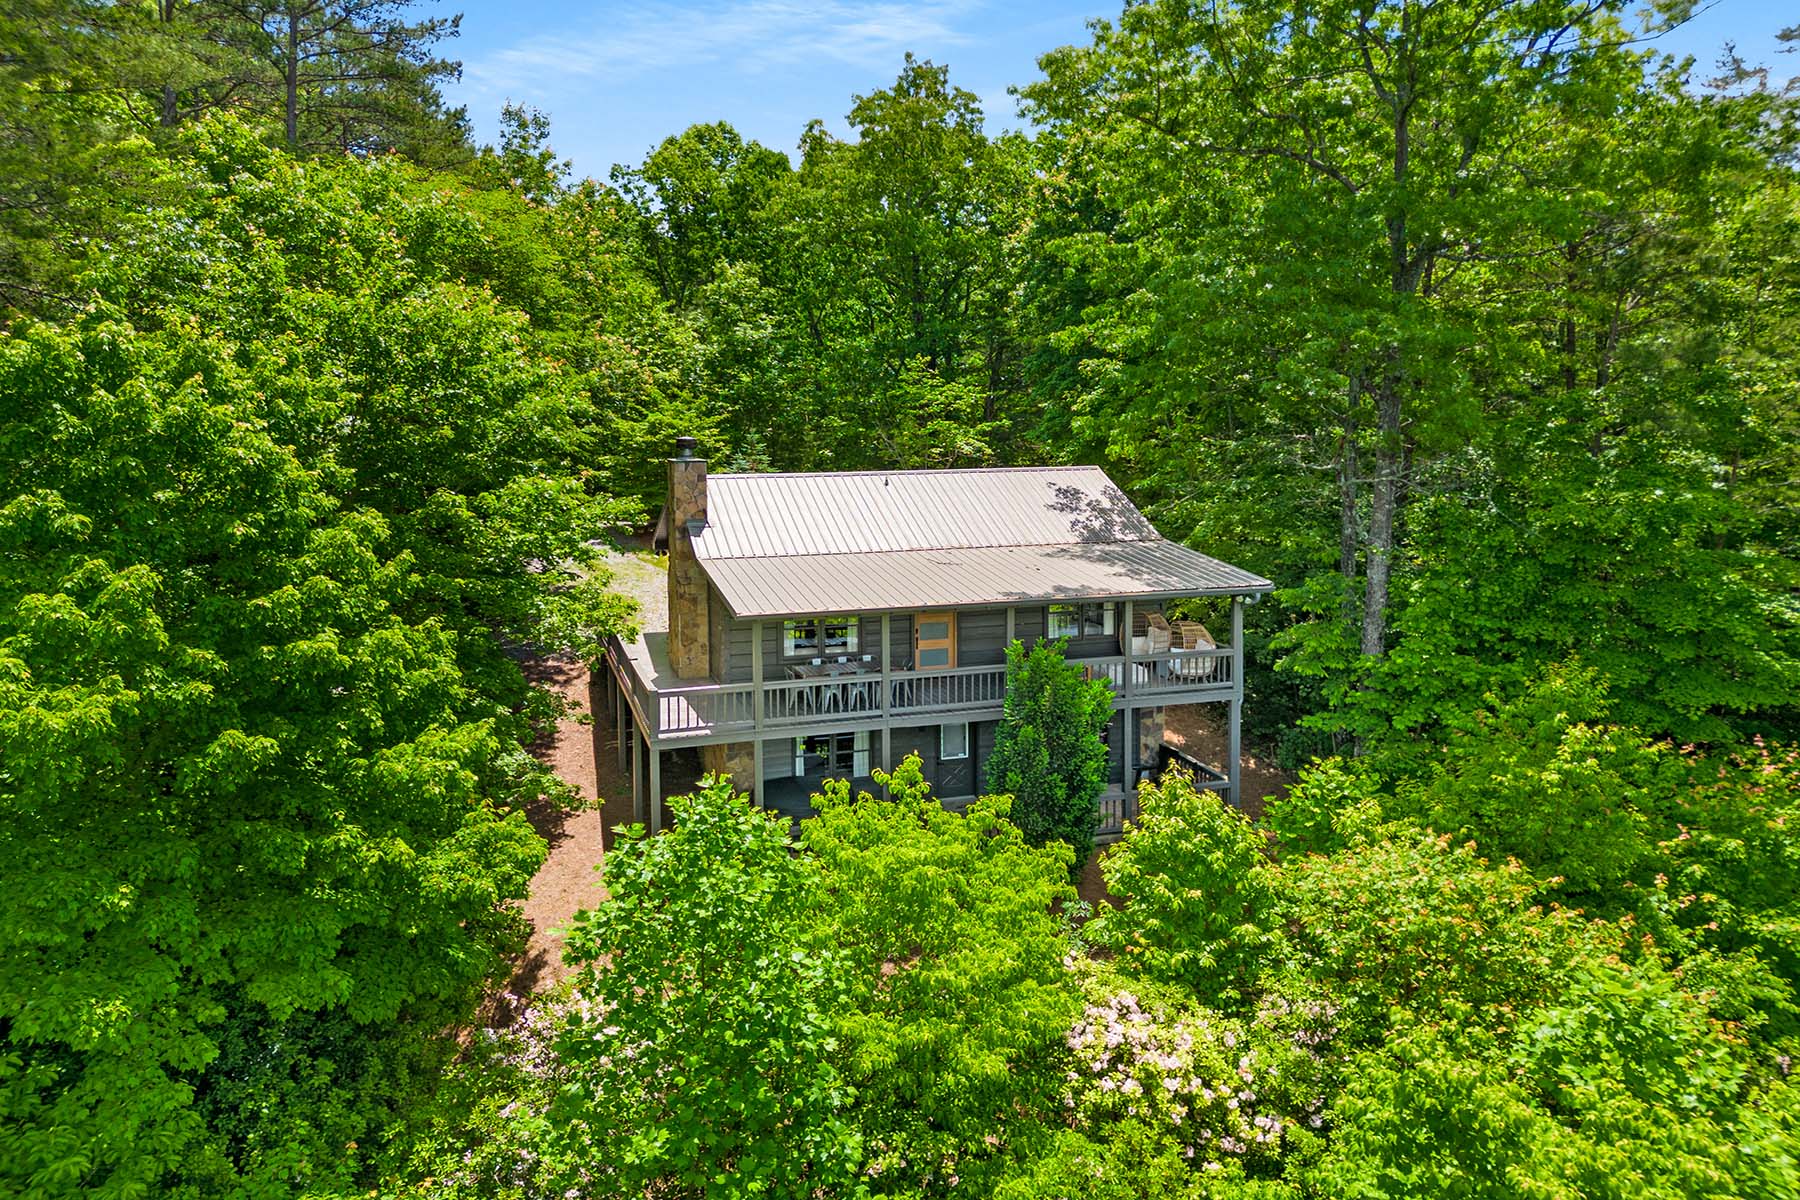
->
1360, 365, 1401, 658
1361, 79, 1418, 662
1559, 242, 1580, 390
285, 11, 300, 148
1338, 379, 1360, 586
159, 0, 179, 127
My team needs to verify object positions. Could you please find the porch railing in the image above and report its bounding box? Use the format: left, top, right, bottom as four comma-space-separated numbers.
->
1098, 789, 1131, 841
636, 646, 1236, 739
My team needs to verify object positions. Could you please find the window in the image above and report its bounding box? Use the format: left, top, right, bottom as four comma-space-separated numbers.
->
940, 722, 970, 760
784, 615, 859, 659
793, 731, 870, 777
1048, 602, 1116, 639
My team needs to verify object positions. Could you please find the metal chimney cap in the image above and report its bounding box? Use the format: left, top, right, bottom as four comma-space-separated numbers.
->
673, 436, 699, 460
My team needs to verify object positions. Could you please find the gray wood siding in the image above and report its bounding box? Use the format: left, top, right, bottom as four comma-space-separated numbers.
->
760, 735, 789, 781
756, 721, 990, 798
724, 616, 755, 683
889, 720, 987, 798
889, 723, 973, 796
974, 718, 998, 794
1058, 599, 1166, 661
957, 609, 1009, 667
712, 600, 1171, 683
707, 583, 730, 681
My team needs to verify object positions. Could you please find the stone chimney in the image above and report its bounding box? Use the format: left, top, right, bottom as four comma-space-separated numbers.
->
666, 437, 711, 679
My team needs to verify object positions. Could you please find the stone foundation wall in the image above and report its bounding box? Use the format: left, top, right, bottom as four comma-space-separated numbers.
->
1136, 707, 1165, 767
701, 741, 756, 791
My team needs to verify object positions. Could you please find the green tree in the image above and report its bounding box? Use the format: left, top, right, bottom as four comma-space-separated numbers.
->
0, 0, 179, 311
214, 0, 464, 153
1312, 986, 1770, 1199
556, 776, 863, 1199
0, 320, 553, 1196
0, 119, 640, 1195
611, 120, 791, 307
547, 759, 1083, 1198
748, 56, 1032, 469
1090, 770, 1279, 1009
477, 100, 569, 203
985, 639, 1114, 853
1025, 0, 1654, 660
1016, 0, 1800, 758
805, 756, 1081, 1192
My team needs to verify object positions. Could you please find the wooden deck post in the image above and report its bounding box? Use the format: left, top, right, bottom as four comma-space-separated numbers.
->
1005, 605, 1015, 647
752, 737, 764, 808
880, 613, 893, 771
751, 619, 765, 731
1122, 705, 1135, 811
1228, 595, 1244, 807
629, 722, 641, 823
647, 736, 663, 834
1122, 600, 1135, 701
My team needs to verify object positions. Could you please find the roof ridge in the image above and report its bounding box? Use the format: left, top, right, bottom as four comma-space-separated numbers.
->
707, 464, 1105, 480
694, 535, 1168, 562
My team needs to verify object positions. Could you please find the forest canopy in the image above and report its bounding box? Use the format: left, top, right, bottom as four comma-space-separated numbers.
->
1, 0, 1797, 1195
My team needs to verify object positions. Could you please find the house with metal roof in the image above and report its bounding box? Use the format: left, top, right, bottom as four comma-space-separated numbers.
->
598, 438, 1273, 839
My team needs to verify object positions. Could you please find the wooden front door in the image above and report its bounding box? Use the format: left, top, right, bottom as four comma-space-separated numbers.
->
913, 612, 957, 670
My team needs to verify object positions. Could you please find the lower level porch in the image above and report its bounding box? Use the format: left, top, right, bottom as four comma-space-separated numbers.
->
597, 640, 1243, 843
689, 740, 1230, 844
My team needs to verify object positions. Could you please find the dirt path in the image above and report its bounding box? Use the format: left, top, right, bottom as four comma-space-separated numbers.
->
500, 550, 674, 997
496, 652, 610, 997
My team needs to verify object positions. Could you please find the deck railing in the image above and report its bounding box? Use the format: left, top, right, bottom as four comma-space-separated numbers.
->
1098, 789, 1131, 841
887, 663, 1011, 713
639, 645, 1237, 739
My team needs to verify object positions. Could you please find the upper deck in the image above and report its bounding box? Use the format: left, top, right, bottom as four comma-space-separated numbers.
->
610, 599, 1241, 747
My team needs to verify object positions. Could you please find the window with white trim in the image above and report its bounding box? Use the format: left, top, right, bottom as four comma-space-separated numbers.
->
1048, 602, 1116, 639
793, 731, 870, 777
940, 722, 970, 761
783, 615, 859, 659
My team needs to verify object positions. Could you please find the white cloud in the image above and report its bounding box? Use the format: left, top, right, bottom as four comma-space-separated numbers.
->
463, 0, 983, 97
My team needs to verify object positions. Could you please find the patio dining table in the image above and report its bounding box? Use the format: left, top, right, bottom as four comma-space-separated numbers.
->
786, 661, 877, 713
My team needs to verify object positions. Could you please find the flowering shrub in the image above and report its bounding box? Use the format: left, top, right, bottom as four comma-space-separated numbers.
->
378, 986, 582, 1199
1062, 983, 1338, 1179
389, 745, 1800, 1199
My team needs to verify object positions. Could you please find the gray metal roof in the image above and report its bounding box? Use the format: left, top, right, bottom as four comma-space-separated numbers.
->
693, 466, 1159, 559
687, 465, 1272, 618
703, 542, 1272, 618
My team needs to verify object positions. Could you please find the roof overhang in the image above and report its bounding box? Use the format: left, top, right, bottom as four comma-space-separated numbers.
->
699, 540, 1274, 620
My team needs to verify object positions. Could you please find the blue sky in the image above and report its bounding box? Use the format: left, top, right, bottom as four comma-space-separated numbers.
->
438, 0, 1796, 183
